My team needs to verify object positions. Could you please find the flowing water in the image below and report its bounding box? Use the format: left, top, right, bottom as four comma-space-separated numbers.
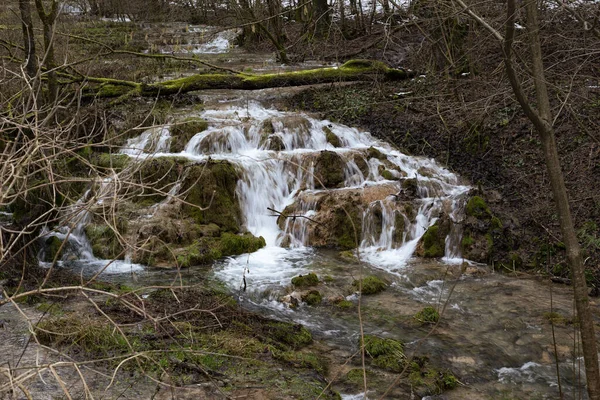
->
34, 30, 596, 399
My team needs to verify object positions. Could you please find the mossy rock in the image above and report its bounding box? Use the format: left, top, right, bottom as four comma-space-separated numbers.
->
414, 306, 440, 324
353, 275, 386, 295
93, 153, 130, 170
266, 321, 313, 349
381, 169, 399, 180
332, 204, 362, 249
353, 155, 369, 176
291, 272, 319, 287
271, 347, 327, 373
302, 290, 322, 306
362, 334, 405, 372
392, 211, 406, 244
135, 157, 186, 204
314, 150, 345, 188
267, 134, 285, 151
334, 299, 354, 309
418, 217, 451, 258
465, 196, 491, 218
402, 178, 419, 197
177, 232, 266, 267
44, 236, 64, 262
85, 223, 125, 260
170, 117, 208, 153
367, 146, 386, 160
182, 161, 242, 232
323, 126, 341, 147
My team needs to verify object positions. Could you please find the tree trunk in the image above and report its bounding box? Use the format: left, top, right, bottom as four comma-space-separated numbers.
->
84, 60, 411, 98
19, 0, 37, 78
504, 0, 600, 397
34, 0, 59, 102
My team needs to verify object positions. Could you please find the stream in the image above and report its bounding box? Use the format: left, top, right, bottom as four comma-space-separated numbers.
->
37, 24, 595, 400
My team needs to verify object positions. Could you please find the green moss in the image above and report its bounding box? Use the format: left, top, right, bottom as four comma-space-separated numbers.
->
135, 157, 186, 204
381, 169, 398, 180
367, 146, 386, 160
266, 322, 313, 349
44, 236, 63, 262
170, 117, 208, 152
466, 196, 491, 218
421, 225, 445, 258
302, 290, 322, 306
332, 205, 362, 249
176, 232, 265, 267
98, 153, 130, 171
414, 306, 440, 324
36, 315, 131, 357
362, 335, 405, 372
291, 272, 319, 287
85, 223, 126, 260
182, 161, 241, 232
323, 126, 341, 147
271, 347, 327, 373
219, 232, 266, 256
335, 300, 354, 309
461, 234, 473, 247
353, 275, 386, 295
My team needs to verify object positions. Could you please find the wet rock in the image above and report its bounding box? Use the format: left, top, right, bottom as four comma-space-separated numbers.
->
314, 150, 345, 188
367, 146, 387, 161
301, 290, 322, 306
323, 126, 341, 147
291, 273, 319, 287
267, 134, 285, 151
170, 117, 208, 152
416, 216, 451, 258
353, 275, 387, 294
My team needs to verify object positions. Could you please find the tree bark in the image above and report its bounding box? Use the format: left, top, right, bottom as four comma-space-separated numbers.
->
504, 0, 600, 398
34, 0, 59, 101
19, 0, 37, 78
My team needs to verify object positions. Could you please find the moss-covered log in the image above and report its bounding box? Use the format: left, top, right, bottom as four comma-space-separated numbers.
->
86, 60, 412, 98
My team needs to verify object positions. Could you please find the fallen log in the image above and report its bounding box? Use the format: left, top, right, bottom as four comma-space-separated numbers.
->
83, 59, 412, 99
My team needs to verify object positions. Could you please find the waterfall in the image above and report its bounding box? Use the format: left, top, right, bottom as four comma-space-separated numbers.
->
53, 101, 468, 279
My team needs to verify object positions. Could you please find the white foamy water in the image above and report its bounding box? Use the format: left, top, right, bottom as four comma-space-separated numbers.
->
114, 101, 469, 291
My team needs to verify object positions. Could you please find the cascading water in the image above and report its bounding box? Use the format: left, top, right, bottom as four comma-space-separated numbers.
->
109, 101, 469, 291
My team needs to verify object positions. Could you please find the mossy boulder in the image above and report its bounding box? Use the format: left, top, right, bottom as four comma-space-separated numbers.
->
92, 153, 130, 170
182, 161, 242, 232
461, 194, 509, 264
392, 211, 406, 244
402, 178, 419, 197
302, 290, 322, 306
267, 134, 285, 151
314, 150, 345, 189
265, 321, 313, 349
367, 146, 386, 161
417, 217, 451, 258
381, 169, 399, 180
331, 203, 362, 249
176, 232, 266, 267
170, 117, 208, 153
353, 275, 387, 295
135, 156, 187, 204
85, 223, 125, 260
323, 126, 341, 147
362, 334, 405, 372
44, 236, 64, 262
465, 196, 491, 218
291, 272, 319, 287
414, 306, 440, 324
